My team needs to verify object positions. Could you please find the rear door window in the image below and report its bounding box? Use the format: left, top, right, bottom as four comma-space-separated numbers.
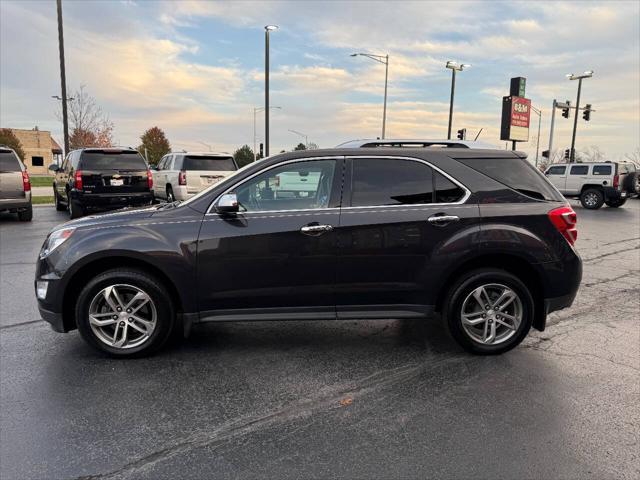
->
79, 151, 147, 170
592, 165, 612, 176
457, 157, 564, 201
183, 156, 237, 171
0, 151, 21, 171
351, 158, 434, 206
434, 172, 465, 203
570, 165, 588, 175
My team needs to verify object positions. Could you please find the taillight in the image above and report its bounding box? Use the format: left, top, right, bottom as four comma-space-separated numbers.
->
74, 170, 83, 190
147, 169, 153, 190
22, 171, 31, 192
178, 170, 187, 186
613, 174, 619, 189
548, 205, 577, 245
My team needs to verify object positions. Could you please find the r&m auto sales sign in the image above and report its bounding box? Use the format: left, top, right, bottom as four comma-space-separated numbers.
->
501, 96, 531, 142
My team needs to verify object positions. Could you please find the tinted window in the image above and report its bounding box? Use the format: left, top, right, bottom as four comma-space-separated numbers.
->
547, 166, 566, 175
570, 165, 588, 175
70, 151, 81, 170
435, 172, 465, 203
79, 151, 147, 170
352, 158, 433, 206
0, 151, 21, 171
31, 156, 44, 167
236, 160, 336, 212
458, 157, 564, 201
593, 165, 612, 175
184, 156, 236, 171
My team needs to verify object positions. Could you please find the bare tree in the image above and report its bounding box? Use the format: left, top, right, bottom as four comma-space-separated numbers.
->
624, 147, 640, 166
579, 145, 605, 163
60, 85, 114, 149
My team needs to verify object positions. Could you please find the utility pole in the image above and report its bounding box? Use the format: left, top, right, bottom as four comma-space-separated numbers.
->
548, 99, 557, 162
56, 0, 70, 155
264, 25, 278, 158
350, 53, 389, 139
445, 61, 470, 140
567, 70, 593, 162
531, 105, 542, 167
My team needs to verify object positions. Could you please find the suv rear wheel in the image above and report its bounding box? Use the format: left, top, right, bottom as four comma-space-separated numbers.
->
605, 198, 627, 208
17, 205, 32, 222
76, 269, 176, 357
443, 269, 533, 355
580, 188, 604, 209
54, 188, 66, 211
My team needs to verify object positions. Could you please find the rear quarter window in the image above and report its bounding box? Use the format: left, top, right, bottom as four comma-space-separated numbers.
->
0, 151, 21, 171
79, 151, 147, 170
592, 165, 612, 175
457, 156, 564, 202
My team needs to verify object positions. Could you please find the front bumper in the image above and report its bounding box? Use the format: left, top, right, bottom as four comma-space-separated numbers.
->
38, 305, 66, 333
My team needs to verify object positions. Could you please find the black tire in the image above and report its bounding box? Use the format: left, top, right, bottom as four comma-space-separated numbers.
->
622, 172, 638, 194
76, 269, 176, 358
69, 198, 84, 219
166, 186, 175, 203
442, 268, 534, 355
17, 205, 33, 222
580, 188, 604, 209
54, 188, 66, 211
605, 198, 627, 208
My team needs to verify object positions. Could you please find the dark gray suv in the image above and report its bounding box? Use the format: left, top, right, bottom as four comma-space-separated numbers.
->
0, 146, 32, 221
36, 147, 582, 357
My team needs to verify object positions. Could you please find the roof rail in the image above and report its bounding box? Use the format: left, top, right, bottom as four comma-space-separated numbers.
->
335, 138, 497, 149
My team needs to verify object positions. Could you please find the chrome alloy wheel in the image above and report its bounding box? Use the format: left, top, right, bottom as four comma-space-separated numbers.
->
88, 284, 157, 349
460, 283, 523, 345
583, 192, 599, 207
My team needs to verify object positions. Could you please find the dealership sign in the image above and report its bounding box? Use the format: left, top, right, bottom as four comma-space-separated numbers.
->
501, 95, 531, 142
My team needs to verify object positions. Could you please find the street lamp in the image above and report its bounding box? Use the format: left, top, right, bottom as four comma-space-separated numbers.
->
445, 61, 470, 140
264, 25, 278, 157
288, 129, 308, 148
566, 70, 593, 162
254, 106, 281, 161
351, 52, 389, 139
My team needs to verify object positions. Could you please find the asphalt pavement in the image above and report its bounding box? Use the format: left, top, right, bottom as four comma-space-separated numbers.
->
1, 201, 639, 479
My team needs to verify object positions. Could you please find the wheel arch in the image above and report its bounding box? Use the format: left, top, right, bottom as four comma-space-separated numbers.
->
434, 253, 546, 331
580, 184, 604, 194
62, 255, 185, 332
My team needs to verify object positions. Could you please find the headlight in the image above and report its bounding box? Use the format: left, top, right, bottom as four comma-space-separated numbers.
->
40, 227, 75, 258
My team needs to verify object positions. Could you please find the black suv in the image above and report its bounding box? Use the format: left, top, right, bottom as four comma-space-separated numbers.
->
50, 147, 153, 218
35, 148, 582, 357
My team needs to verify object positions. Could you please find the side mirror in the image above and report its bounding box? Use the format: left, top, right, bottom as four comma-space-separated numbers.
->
215, 193, 239, 214
49, 164, 60, 172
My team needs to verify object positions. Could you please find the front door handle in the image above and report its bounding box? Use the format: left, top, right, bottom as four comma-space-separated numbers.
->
427, 214, 460, 226
300, 224, 334, 236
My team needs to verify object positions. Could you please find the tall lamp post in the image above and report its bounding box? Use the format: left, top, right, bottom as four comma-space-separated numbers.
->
445, 61, 470, 140
264, 25, 278, 157
566, 70, 593, 162
530, 105, 542, 167
351, 52, 389, 139
288, 129, 308, 148
254, 106, 281, 161
56, 0, 70, 155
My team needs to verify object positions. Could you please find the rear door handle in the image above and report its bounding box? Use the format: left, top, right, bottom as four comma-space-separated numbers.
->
427, 214, 460, 226
300, 224, 333, 236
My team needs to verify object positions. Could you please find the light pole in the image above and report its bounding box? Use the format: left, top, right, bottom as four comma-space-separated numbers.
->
445, 61, 470, 140
531, 105, 542, 167
351, 52, 389, 139
288, 129, 308, 148
254, 106, 281, 161
566, 70, 593, 162
56, 0, 70, 155
265, 25, 278, 157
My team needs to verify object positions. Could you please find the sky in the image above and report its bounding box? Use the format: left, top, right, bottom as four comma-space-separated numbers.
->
1, 0, 639, 160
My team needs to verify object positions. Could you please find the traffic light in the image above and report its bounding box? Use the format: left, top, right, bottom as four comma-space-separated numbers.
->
561, 101, 571, 118
564, 149, 570, 160
457, 128, 467, 140
542, 150, 550, 159
583, 104, 592, 121
259, 143, 264, 158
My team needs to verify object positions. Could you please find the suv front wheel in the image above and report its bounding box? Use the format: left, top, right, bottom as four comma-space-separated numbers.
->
443, 269, 533, 355
76, 269, 176, 357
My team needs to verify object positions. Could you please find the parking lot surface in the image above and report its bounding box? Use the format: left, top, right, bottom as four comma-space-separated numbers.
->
1, 202, 639, 479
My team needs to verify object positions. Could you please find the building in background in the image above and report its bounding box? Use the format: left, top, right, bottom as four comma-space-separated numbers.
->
8, 127, 63, 175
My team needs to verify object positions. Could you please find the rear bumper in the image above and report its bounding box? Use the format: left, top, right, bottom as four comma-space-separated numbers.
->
0, 195, 31, 212
70, 191, 153, 210
603, 187, 626, 201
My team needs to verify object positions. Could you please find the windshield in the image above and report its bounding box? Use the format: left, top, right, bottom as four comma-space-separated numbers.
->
79, 152, 147, 170
184, 156, 236, 171
180, 160, 262, 207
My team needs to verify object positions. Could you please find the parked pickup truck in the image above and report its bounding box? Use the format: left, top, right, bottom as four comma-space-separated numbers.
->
545, 161, 639, 209
152, 152, 238, 202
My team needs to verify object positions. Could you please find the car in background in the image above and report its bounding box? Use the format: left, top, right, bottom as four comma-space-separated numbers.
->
152, 152, 238, 203
544, 161, 639, 209
50, 147, 153, 219
0, 145, 32, 221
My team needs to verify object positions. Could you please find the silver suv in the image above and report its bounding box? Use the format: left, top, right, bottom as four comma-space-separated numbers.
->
0, 146, 32, 221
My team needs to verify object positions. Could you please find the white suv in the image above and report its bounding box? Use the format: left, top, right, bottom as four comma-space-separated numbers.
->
545, 161, 638, 209
152, 152, 238, 202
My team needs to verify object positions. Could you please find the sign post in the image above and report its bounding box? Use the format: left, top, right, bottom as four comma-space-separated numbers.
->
500, 77, 532, 151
